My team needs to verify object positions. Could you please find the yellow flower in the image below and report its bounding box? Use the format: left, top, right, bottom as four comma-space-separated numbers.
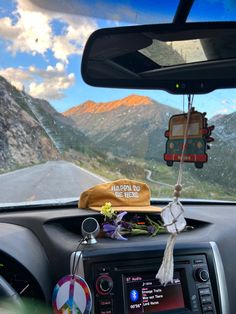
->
101, 202, 115, 219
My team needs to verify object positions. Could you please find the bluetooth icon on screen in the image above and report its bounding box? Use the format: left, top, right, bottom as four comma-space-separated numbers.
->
130, 289, 139, 302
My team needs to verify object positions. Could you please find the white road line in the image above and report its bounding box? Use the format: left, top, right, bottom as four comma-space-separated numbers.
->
0, 161, 108, 183
71, 163, 108, 183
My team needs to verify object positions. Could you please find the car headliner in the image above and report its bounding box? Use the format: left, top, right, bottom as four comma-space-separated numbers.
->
28, 0, 236, 26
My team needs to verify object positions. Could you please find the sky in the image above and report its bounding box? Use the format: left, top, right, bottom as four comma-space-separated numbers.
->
0, 0, 236, 118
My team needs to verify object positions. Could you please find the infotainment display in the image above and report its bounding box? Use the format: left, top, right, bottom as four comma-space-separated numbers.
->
124, 271, 185, 313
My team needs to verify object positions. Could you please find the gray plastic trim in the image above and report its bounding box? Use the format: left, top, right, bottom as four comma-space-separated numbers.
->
210, 241, 230, 314
70, 251, 84, 278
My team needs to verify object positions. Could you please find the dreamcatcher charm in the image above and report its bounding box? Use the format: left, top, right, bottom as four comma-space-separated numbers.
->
156, 184, 186, 286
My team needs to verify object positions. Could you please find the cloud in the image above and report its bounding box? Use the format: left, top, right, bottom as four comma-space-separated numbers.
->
0, 0, 97, 62
51, 15, 96, 62
220, 99, 236, 111
0, 67, 32, 90
221, 99, 229, 105
29, 71, 75, 99
0, 63, 75, 100
217, 108, 229, 114
52, 35, 78, 63
0, 8, 52, 55
29, 62, 65, 78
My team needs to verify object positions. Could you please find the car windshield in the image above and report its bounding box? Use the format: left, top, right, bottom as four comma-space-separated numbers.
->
0, 0, 236, 206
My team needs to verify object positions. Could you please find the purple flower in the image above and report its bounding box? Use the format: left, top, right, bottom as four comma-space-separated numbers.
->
111, 225, 127, 241
147, 225, 156, 234
103, 223, 116, 233
115, 211, 127, 224
103, 223, 127, 241
121, 221, 132, 230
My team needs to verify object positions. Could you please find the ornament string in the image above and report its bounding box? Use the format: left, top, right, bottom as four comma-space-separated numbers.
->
177, 94, 193, 186
156, 95, 193, 286
71, 236, 88, 278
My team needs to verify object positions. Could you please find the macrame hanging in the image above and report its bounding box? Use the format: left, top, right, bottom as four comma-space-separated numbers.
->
156, 95, 193, 286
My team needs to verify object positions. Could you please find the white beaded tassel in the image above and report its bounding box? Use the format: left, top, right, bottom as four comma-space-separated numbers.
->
156, 187, 186, 285
157, 233, 177, 285
156, 96, 193, 286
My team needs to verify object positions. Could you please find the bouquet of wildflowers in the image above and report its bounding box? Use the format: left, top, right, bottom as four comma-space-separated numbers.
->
101, 202, 165, 240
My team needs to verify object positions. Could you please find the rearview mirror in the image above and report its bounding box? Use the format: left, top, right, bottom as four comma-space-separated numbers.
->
81, 22, 236, 94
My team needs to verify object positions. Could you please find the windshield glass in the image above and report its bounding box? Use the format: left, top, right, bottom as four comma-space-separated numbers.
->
0, 0, 236, 205
188, 0, 236, 22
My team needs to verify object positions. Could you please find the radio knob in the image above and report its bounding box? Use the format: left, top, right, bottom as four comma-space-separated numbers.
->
96, 275, 113, 295
195, 268, 209, 282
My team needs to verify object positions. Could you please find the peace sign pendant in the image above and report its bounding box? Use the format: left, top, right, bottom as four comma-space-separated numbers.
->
52, 274, 92, 314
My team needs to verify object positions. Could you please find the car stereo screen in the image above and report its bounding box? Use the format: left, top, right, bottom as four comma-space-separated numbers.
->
124, 271, 185, 313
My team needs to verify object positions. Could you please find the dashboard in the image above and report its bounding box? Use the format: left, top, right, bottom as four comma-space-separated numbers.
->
83, 244, 221, 314
0, 202, 235, 313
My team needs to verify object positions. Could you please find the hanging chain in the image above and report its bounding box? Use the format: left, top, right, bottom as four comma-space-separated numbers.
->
176, 94, 193, 192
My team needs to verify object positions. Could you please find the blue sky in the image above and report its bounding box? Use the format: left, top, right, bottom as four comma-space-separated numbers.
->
0, 0, 236, 118
189, 0, 236, 22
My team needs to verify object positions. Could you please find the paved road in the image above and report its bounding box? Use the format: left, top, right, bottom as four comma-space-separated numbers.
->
0, 161, 107, 204
144, 169, 173, 187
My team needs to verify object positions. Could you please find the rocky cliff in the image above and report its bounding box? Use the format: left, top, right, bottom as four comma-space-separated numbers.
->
0, 76, 58, 171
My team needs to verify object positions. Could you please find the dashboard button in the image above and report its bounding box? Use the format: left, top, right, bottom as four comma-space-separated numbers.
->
100, 279, 112, 292
195, 268, 210, 282
100, 299, 112, 307
194, 259, 204, 264
96, 275, 113, 295
201, 296, 212, 304
199, 288, 210, 295
199, 269, 210, 282
202, 304, 213, 312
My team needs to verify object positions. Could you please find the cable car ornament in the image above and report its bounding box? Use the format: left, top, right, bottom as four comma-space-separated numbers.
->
164, 108, 214, 169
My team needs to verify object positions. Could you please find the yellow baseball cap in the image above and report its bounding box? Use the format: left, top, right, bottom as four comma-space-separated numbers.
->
79, 179, 161, 212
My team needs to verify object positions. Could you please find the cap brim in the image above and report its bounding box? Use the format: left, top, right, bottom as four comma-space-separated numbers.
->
89, 205, 162, 213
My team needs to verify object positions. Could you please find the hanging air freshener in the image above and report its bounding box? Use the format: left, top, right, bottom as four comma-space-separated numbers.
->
52, 239, 92, 314
164, 108, 214, 169
52, 274, 92, 314
157, 95, 215, 286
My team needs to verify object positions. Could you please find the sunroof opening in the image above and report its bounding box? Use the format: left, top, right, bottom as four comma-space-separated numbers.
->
139, 38, 207, 67
138, 30, 236, 69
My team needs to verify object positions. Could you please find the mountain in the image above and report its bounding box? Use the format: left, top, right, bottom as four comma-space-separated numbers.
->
64, 94, 236, 190
183, 112, 236, 190
63, 94, 180, 160
204, 112, 236, 186
0, 76, 58, 171
210, 112, 236, 148
0, 75, 99, 172
21, 92, 97, 155
209, 114, 227, 124
64, 95, 153, 115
